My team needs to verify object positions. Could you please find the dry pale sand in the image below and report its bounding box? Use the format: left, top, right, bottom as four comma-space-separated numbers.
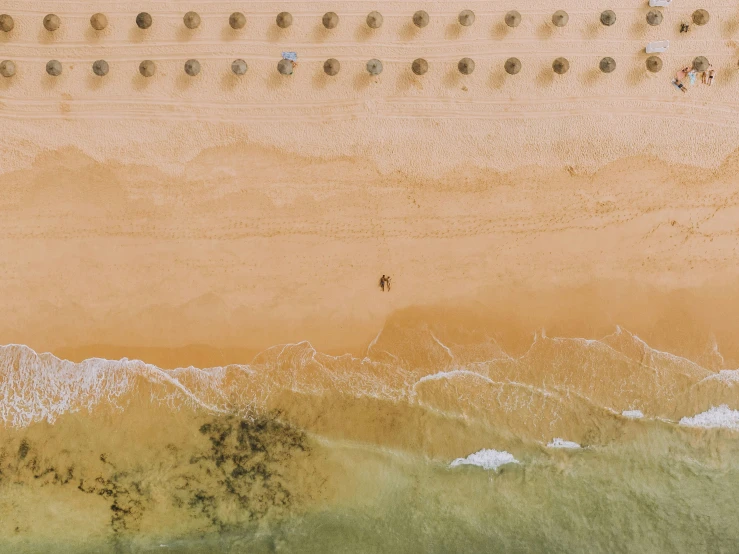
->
1, 1, 739, 367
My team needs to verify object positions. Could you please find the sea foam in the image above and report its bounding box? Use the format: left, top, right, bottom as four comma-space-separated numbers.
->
450, 449, 519, 471
679, 405, 739, 430
622, 410, 644, 419
547, 438, 581, 449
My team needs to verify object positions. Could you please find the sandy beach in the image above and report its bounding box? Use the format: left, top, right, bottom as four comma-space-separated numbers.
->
2, 1, 739, 552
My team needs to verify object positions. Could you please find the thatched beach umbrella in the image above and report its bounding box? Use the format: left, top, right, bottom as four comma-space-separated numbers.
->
1, 14, 15, 32
276, 12, 292, 28
693, 56, 710, 71
229, 12, 246, 30
92, 60, 109, 76
413, 10, 429, 28
646, 10, 662, 26
323, 12, 339, 29
136, 12, 152, 29
599, 57, 616, 73
600, 10, 616, 26
90, 13, 107, 30
324, 58, 340, 76
552, 10, 568, 27
184, 59, 200, 76
367, 59, 383, 75
459, 10, 475, 26
139, 60, 156, 77
43, 14, 61, 31
184, 12, 200, 29
46, 60, 62, 76
231, 59, 247, 75
277, 59, 294, 75
367, 11, 383, 29
412, 58, 428, 75
552, 57, 569, 74
0, 60, 15, 78
505, 58, 521, 75
646, 56, 662, 72
458, 58, 475, 75
692, 9, 709, 26
505, 10, 522, 28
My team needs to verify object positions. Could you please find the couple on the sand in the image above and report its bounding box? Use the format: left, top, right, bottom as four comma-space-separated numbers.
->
379, 275, 392, 292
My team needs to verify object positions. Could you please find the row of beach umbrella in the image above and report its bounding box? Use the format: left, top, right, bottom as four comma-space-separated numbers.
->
2, 55, 711, 78
0, 9, 711, 33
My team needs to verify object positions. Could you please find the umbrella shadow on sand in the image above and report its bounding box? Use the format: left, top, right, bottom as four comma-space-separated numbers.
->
537, 24, 554, 39
536, 67, 555, 86
492, 23, 511, 40
489, 70, 507, 90
352, 72, 376, 91
221, 26, 243, 42
311, 24, 332, 42
399, 22, 421, 40
579, 68, 601, 86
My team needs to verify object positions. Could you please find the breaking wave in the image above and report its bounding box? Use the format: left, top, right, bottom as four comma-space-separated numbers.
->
449, 449, 519, 471
1, 325, 737, 440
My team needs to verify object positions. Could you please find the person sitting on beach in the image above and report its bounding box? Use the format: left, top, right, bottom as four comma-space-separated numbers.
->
680, 23, 690, 33
379, 275, 386, 291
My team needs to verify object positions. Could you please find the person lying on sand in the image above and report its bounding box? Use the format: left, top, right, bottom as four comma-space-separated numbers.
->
706, 66, 715, 86
676, 67, 690, 81
672, 79, 688, 93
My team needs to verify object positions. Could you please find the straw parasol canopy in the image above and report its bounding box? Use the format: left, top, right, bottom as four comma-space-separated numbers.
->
90, 13, 107, 30
324, 58, 340, 76
599, 57, 616, 73
46, 60, 62, 76
92, 60, 109, 76
276, 12, 292, 28
646, 56, 662, 72
413, 10, 430, 28
136, 12, 152, 29
184, 59, 201, 76
504, 58, 522, 75
367, 59, 383, 75
229, 12, 246, 30
552, 57, 569, 74
692, 9, 709, 25
367, 11, 383, 29
0, 60, 16, 78
231, 59, 247, 75
323, 12, 339, 29
458, 58, 475, 75
505, 11, 522, 28
1, 14, 15, 32
646, 10, 662, 26
184, 12, 200, 29
412, 58, 428, 75
600, 10, 616, 26
139, 60, 156, 77
693, 56, 710, 71
43, 14, 61, 31
277, 59, 294, 75
552, 10, 568, 27
459, 10, 475, 26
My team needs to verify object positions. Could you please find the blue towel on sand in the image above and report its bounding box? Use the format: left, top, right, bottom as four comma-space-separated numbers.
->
282, 52, 298, 62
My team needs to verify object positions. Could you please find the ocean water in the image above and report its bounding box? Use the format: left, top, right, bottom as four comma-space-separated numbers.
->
1, 320, 738, 553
